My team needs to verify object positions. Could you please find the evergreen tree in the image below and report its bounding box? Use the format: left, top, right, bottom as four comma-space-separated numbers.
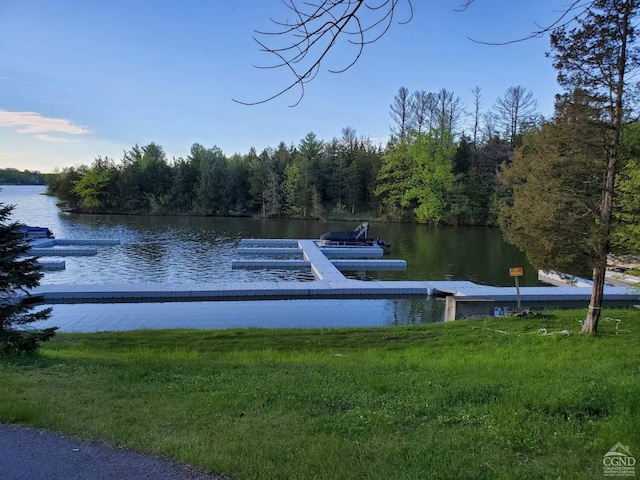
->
46, 166, 84, 211
550, 0, 639, 334
500, 93, 606, 279
613, 123, 640, 252
0, 203, 56, 354
283, 163, 303, 215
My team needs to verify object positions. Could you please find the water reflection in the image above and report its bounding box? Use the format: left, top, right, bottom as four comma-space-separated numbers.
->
2, 185, 542, 286
3, 185, 542, 330
385, 297, 440, 325
32, 298, 446, 332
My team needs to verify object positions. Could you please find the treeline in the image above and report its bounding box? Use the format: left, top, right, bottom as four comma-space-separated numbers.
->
47, 134, 383, 219
0, 168, 49, 185
48, 86, 539, 225
47, 133, 513, 225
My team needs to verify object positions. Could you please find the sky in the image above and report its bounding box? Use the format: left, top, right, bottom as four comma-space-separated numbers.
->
0, 0, 565, 173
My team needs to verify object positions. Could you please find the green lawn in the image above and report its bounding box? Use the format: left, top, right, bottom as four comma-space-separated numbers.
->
1, 309, 638, 479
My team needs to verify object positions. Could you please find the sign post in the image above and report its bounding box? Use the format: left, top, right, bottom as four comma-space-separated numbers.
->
509, 267, 523, 312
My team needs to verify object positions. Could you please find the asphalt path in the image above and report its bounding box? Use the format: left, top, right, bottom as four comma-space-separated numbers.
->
0, 424, 226, 480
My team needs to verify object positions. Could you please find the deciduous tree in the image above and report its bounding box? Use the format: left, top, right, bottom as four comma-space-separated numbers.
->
72, 157, 115, 209
390, 87, 415, 139
492, 85, 539, 146
405, 131, 456, 224
375, 138, 414, 220
434, 88, 464, 139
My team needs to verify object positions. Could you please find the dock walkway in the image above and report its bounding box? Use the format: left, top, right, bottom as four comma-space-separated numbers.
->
29, 238, 120, 258
26, 238, 638, 304
29, 280, 634, 305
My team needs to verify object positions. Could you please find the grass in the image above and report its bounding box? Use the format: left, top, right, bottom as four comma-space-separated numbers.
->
1, 309, 639, 479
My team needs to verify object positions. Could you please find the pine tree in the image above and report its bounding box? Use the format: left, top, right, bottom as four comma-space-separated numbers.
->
0, 202, 56, 354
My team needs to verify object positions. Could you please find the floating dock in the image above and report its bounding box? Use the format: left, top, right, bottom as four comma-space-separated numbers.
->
25, 238, 638, 304
22, 238, 120, 272
27, 280, 635, 304
37, 260, 66, 271
29, 238, 120, 258
231, 260, 407, 271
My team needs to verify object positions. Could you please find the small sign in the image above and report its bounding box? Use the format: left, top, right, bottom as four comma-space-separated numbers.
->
509, 267, 523, 277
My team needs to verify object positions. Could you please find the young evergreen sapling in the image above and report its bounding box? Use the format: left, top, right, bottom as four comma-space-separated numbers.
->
0, 202, 56, 354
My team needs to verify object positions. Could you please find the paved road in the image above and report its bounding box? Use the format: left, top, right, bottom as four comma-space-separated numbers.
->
0, 424, 226, 480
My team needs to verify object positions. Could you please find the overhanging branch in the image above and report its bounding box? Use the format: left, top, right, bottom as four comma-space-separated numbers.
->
234, 0, 413, 107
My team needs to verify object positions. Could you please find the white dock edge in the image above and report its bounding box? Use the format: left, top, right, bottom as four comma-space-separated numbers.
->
31, 239, 56, 248
331, 260, 406, 271
54, 239, 120, 246
237, 247, 301, 256
239, 239, 301, 247
232, 260, 311, 269
30, 248, 98, 256
38, 260, 66, 271
29, 238, 120, 257
320, 246, 384, 259
538, 270, 593, 287
298, 240, 346, 282
31, 238, 120, 247
28, 280, 436, 303
231, 259, 407, 271
26, 280, 637, 304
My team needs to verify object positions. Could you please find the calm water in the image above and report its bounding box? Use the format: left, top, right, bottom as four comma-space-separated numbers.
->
1, 185, 541, 331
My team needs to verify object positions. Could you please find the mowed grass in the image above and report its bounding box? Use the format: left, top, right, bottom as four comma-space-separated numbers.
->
1, 309, 639, 479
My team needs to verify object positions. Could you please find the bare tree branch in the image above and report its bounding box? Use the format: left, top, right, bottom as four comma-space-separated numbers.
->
233, 0, 413, 107
466, 0, 596, 45
237, 1, 605, 106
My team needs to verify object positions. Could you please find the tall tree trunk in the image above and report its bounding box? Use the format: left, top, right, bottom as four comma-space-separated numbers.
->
583, 150, 617, 334
583, 265, 605, 333
580, 1, 633, 334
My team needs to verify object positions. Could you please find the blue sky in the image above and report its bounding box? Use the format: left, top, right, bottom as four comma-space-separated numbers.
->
0, 1, 563, 173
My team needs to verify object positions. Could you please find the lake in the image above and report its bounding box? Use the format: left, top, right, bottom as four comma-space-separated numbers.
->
1, 185, 541, 331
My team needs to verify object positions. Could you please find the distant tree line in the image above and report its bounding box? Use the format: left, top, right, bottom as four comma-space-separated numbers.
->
48, 85, 542, 225
0, 168, 49, 185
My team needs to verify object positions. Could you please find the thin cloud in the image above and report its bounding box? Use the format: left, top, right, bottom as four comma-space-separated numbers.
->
35, 134, 79, 144
0, 110, 93, 135
0, 151, 26, 161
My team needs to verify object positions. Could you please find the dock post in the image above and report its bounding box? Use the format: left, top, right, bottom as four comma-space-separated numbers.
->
445, 296, 496, 322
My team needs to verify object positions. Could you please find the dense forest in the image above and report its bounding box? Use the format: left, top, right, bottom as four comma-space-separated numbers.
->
0, 168, 49, 185
47, 86, 539, 226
